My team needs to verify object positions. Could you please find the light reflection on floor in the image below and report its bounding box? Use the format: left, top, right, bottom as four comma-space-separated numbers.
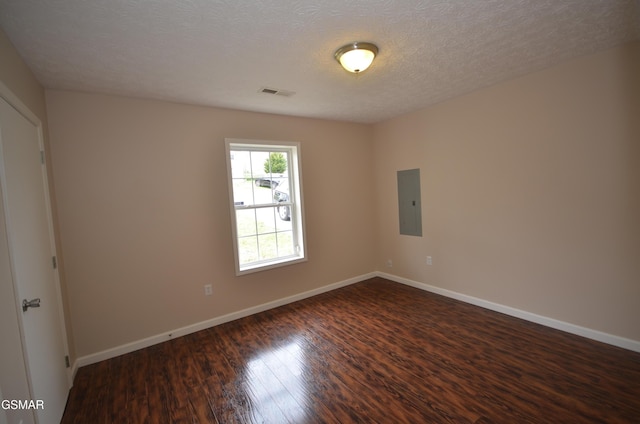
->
244, 339, 310, 422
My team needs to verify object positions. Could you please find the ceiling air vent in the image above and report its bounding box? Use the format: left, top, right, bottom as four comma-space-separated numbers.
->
259, 87, 295, 97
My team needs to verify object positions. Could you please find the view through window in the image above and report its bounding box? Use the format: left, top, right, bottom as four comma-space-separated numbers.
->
226, 139, 306, 274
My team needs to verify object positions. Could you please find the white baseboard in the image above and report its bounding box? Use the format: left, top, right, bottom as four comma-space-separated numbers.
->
73, 269, 639, 373
376, 271, 640, 353
74, 272, 376, 369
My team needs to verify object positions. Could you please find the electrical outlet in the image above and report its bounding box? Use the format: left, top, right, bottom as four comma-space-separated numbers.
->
204, 284, 213, 296
387, 259, 393, 268
426, 256, 432, 266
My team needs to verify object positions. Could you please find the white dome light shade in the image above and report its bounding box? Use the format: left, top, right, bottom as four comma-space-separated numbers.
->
335, 42, 378, 73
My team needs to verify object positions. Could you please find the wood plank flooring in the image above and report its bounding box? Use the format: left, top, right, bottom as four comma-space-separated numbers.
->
61, 277, 640, 423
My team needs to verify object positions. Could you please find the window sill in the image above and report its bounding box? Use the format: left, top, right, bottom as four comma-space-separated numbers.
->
237, 255, 307, 276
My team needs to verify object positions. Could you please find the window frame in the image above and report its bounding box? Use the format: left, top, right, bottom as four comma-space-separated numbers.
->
225, 138, 307, 275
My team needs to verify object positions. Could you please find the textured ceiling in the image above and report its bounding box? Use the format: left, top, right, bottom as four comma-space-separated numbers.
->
1, 0, 639, 123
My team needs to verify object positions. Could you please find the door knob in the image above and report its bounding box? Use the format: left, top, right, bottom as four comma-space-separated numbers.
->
22, 298, 41, 312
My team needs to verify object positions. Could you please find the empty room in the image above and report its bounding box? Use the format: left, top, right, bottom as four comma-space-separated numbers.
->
1, 1, 639, 423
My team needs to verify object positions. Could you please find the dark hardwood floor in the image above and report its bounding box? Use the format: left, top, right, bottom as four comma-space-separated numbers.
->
61, 277, 640, 423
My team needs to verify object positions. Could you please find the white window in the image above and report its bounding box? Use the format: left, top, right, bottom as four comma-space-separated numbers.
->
225, 139, 306, 275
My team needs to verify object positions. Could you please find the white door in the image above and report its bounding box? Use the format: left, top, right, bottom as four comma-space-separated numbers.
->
0, 96, 70, 423
0, 386, 8, 424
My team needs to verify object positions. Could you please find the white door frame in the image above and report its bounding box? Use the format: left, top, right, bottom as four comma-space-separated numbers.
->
0, 81, 72, 391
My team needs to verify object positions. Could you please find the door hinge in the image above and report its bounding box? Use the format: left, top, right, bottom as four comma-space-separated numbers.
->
52, 256, 57, 269
65, 355, 70, 368
40, 150, 45, 164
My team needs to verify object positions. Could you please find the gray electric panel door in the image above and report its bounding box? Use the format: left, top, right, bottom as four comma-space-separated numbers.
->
397, 169, 422, 236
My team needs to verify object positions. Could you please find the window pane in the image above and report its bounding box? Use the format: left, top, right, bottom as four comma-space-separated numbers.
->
251, 151, 270, 177
277, 231, 294, 256
265, 151, 289, 176
275, 205, 292, 229
253, 181, 276, 205
255, 207, 276, 235
238, 236, 259, 265
236, 209, 257, 237
227, 140, 305, 274
258, 233, 278, 260
273, 178, 290, 206
232, 178, 256, 206
230, 150, 251, 179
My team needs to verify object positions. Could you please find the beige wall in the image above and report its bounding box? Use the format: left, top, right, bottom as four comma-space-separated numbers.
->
373, 42, 640, 341
45, 41, 640, 359
45, 91, 375, 357
0, 30, 46, 121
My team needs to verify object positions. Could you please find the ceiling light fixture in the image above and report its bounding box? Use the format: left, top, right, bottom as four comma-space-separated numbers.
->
334, 42, 378, 74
